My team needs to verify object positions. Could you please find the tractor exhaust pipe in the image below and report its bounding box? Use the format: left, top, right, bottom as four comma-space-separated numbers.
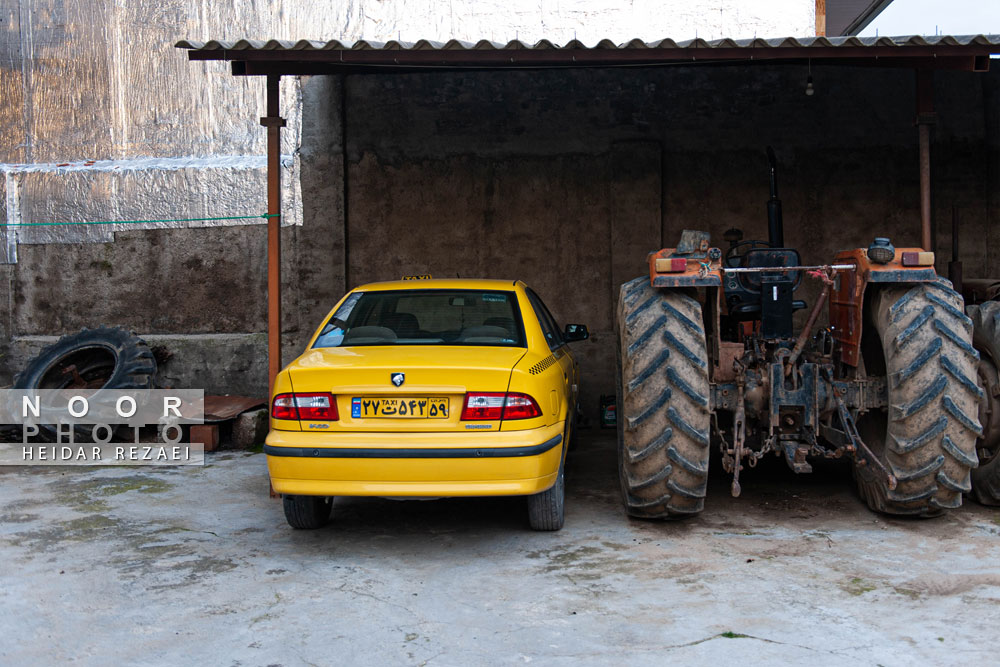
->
766, 146, 784, 248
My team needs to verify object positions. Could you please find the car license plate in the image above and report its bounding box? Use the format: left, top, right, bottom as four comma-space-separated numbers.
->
351, 397, 449, 419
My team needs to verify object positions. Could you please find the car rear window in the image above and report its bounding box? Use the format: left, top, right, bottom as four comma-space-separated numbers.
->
313, 289, 525, 348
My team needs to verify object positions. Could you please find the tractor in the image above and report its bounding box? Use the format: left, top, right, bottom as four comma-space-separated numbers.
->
615, 147, 996, 518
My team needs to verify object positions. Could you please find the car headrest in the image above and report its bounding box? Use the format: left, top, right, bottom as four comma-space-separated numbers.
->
383, 312, 420, 336
457, 325, 510, 342
343, 326, 397, 344
483, 317, 515, 334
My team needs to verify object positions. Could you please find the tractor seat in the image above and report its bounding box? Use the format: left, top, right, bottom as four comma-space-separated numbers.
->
727, 248, 807, 321
737, 248, 803, 292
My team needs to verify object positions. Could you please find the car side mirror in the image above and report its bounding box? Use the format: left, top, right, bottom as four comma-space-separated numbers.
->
564, 324, 589, 342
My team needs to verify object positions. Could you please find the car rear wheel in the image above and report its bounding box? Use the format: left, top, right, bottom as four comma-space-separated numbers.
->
527, 462, 565, 531
282, 495, 333, 529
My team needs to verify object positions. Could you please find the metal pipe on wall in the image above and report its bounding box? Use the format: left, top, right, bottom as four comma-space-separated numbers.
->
916, 69, 936, 253
262, 74, 286, 396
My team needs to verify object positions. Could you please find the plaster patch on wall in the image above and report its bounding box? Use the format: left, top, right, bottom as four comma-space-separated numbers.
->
0, 155, 300, 259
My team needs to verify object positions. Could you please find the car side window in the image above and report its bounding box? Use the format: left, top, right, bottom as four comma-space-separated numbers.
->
526, 289, 564, 350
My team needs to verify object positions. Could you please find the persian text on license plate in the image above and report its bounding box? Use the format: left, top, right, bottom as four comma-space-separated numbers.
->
351, 397, 449, 419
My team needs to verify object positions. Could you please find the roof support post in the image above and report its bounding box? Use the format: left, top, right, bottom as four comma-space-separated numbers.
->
916, 69, 936, 253
261, 74, 286, 396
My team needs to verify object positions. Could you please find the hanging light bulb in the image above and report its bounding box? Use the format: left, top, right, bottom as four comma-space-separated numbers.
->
805, 59, 814, 96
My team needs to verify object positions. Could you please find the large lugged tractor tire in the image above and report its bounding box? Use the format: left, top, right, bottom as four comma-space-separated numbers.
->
14, 327, 155, 391
13, 327, 156, 441
615, 277, 711, 518
856, 281, 981, 516
967, 301, 1000, 505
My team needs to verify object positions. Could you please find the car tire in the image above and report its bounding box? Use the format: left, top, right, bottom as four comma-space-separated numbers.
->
527, 462, 565, 531
282, 495, 333, 529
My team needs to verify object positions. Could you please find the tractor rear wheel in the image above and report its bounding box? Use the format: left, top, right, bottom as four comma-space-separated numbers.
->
967, 301, 1000, 505
615, 278, 711, 518
856, 281, 981, 516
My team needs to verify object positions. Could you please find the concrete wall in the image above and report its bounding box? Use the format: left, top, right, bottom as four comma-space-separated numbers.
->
0, 0, 816, 396
2, 56, 997, 415
326, 64, 999, 416
2, 1, 996, 421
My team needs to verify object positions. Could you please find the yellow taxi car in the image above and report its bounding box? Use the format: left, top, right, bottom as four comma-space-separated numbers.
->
264, 278, 588, 531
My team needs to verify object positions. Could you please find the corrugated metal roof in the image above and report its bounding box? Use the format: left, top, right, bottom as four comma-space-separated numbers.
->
177, 34, 1000, 75
176, 34, 1000, 53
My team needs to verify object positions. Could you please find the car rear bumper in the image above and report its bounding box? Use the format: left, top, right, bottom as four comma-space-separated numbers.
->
264, 422, 565, 497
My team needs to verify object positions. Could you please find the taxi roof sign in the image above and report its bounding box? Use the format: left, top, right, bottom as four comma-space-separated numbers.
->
401, 274, 432, 280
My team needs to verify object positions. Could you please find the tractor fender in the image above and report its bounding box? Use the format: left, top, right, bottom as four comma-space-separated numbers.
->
830, 247, 939, 367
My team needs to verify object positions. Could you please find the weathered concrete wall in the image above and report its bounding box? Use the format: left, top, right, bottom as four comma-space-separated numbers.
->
331, 65, 999, 416
2, 58, 996, 415
0, 0, 815, 395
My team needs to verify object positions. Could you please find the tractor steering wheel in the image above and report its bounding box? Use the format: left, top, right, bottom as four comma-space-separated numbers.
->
724, 240, 773, 268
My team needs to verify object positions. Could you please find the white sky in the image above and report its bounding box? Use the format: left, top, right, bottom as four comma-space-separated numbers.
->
860, 0, 1000, 36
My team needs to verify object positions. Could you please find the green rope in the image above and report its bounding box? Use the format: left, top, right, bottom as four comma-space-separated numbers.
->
3, 213, 279, 227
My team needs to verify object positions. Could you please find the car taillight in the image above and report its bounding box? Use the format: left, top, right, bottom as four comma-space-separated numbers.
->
461, 392, 542, 421
502, 393, 542, 420
295, 393, 339, 420
271, 392, 339, 421
461, 393, 506, 420
272, 394, 297, 420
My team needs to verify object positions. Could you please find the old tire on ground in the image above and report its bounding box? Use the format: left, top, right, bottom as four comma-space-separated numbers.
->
283, 495, 333, 529
967, 301, 1000, 505
856, 281, 981, 516
615, 277, 710, 518
13, 327, 156, 440
14, 327, 155, 391
527, 461, 565, 531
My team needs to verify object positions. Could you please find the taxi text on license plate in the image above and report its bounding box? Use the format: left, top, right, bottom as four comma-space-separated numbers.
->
351, 397, 449, 419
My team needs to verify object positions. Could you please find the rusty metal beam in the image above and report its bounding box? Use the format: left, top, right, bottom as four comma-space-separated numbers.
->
916, 69, 936, 252
261, 74, 286, 396
228, 55, 987, 76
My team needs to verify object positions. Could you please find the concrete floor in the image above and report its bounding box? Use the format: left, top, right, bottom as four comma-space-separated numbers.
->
2, 431, 999, 666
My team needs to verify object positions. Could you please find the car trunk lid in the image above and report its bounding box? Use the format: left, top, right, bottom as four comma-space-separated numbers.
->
286, 345, 527, 432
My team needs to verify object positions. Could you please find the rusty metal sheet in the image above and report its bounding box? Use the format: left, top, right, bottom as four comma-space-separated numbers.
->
203, 395, 266, 423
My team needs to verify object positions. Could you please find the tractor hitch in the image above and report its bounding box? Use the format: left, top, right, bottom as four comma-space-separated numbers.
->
710, 359, 895, 493
823, 367, 898, 491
